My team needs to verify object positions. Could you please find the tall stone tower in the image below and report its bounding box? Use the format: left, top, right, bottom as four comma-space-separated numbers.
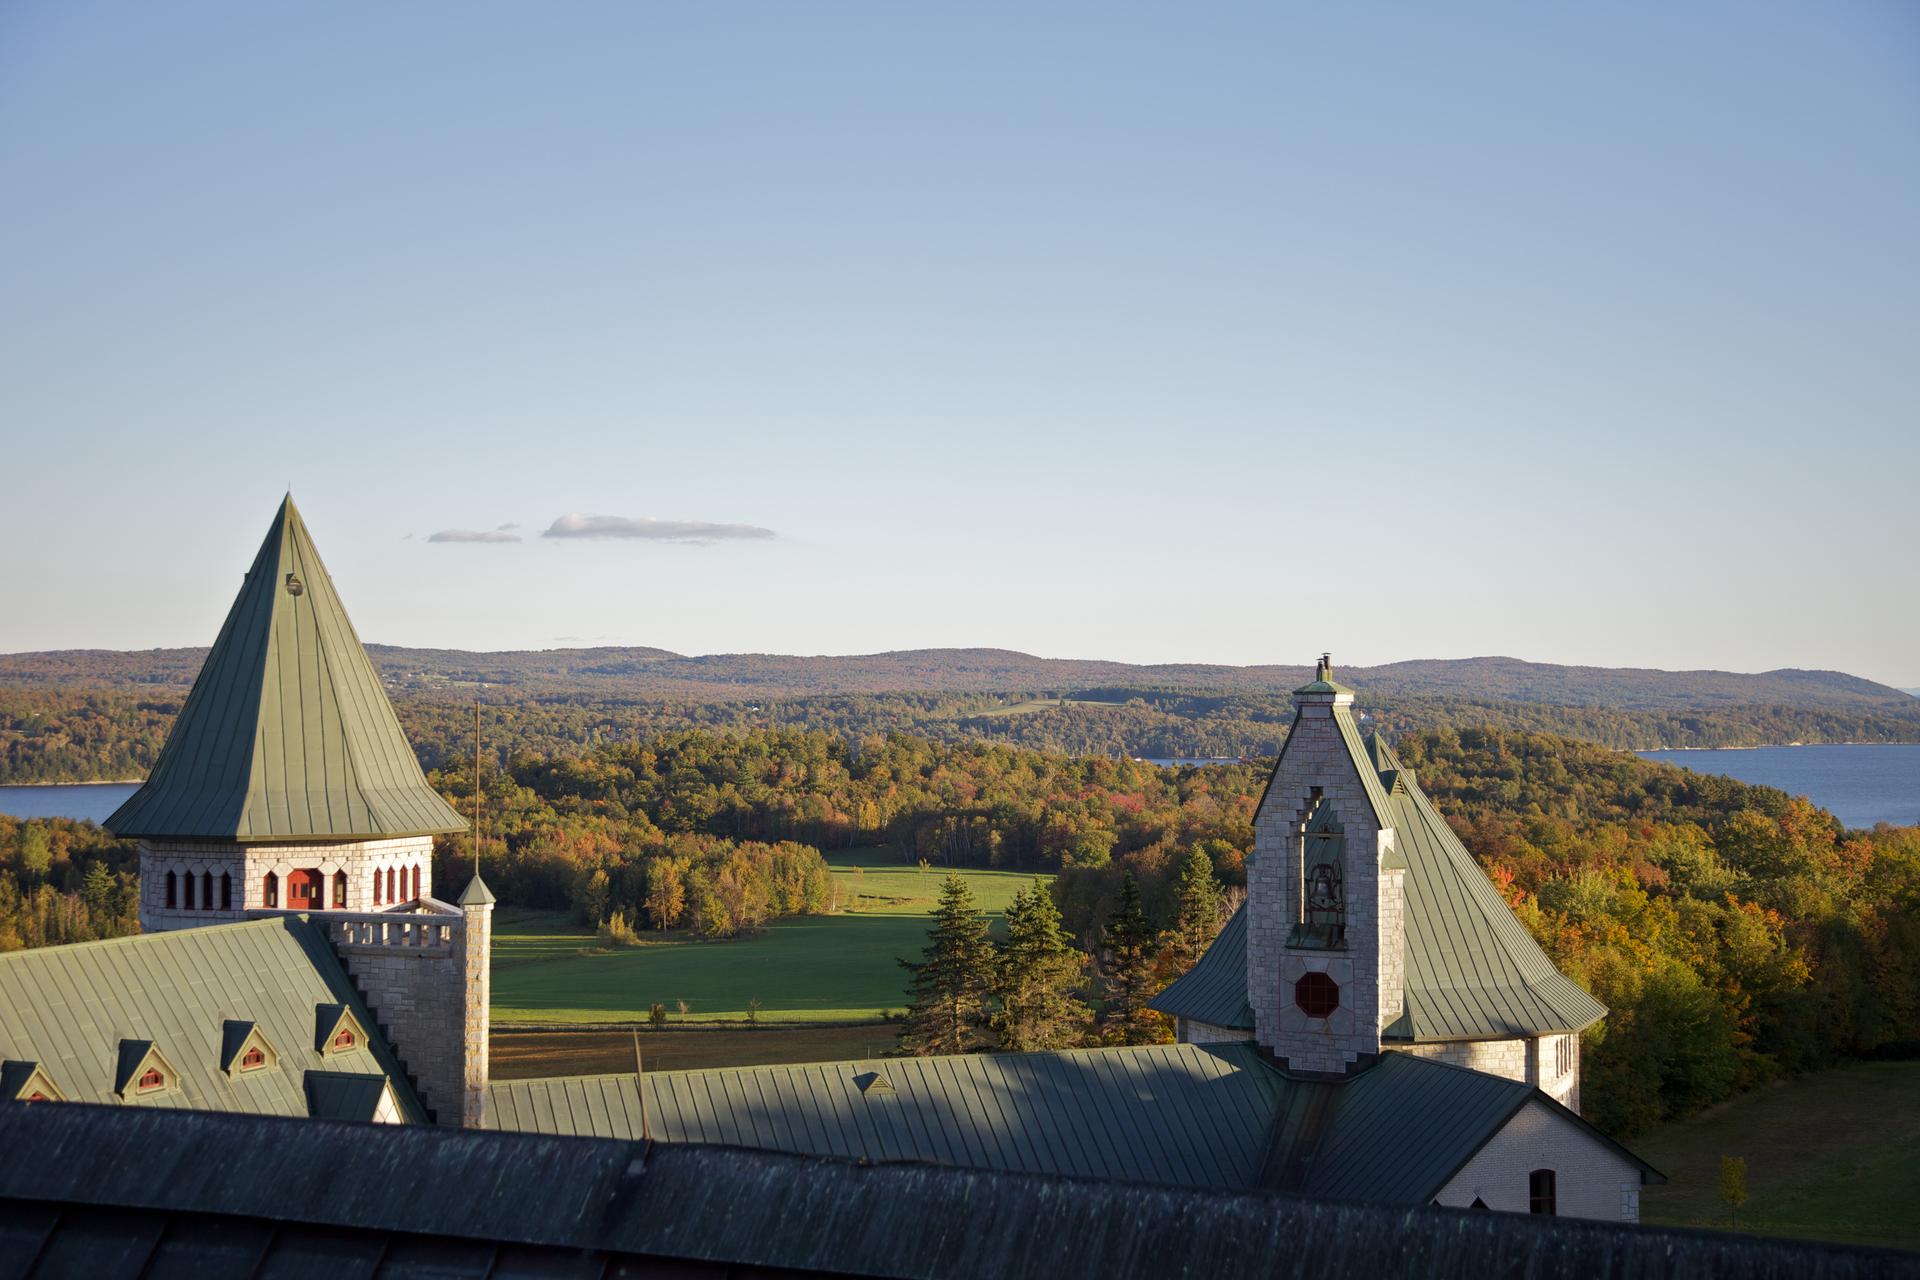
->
107, 496, 468, 930
1245, 656, 1406, 1076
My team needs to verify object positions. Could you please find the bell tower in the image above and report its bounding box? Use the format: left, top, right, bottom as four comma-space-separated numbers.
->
1245, 656, 1406, 1075
106, 496, 468, 932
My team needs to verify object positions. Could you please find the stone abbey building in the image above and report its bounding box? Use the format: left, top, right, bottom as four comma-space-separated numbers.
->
0, 498, 1659, 1225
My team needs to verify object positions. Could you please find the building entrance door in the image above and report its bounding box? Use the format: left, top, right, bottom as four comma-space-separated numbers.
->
287, 868, 324, 909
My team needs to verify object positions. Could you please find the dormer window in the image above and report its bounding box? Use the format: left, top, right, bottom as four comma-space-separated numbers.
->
114, 1040, 179, 1100
240, 1046, 266, 1071
333, 1029, 355, 1051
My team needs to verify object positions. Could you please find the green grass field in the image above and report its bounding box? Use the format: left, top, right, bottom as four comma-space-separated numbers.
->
491, 849, 1047, 1025
1636, 1060, 1920, 1252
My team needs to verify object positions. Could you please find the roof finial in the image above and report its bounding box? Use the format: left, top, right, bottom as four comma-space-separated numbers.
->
1317, 653, 1333, 682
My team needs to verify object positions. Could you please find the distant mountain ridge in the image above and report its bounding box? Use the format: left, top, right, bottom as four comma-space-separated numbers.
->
0, 645, 1911, 712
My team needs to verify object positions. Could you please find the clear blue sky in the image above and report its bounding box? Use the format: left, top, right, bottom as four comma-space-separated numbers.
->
2, 3, 1916, 683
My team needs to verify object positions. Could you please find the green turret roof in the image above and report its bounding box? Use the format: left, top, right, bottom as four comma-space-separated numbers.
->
106, 497, 467, 842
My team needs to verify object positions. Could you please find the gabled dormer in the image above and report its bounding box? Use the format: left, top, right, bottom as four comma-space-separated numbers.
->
1, 1060, 65, 1104
315, 1004, 371, 1058
114, 1040, 182, 1100
220, 1020, 281, 1078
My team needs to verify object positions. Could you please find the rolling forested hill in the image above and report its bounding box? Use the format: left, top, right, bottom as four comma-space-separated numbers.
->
2, 647, 1918, 784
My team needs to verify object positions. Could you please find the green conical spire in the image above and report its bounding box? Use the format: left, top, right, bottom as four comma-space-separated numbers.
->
106, 497, 467, 842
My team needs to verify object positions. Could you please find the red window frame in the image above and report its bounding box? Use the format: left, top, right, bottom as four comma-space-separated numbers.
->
136, 1067, 165, 1093
333, 1029, 356, 1051
240, 1046, 266, 1071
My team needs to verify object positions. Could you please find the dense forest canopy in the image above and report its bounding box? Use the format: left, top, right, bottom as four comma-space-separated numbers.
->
5, 664, 1920, 784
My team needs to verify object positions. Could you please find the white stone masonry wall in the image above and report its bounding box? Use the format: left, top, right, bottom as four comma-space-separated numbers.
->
1434, 1098, 1641, 1222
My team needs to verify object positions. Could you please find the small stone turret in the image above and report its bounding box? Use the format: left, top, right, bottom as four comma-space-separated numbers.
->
456, 875, 495, 1129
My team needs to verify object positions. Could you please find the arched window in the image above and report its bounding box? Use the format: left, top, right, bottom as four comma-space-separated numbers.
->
411, 865, 421, 899
240, 1046, 266, 1071
332, 871, 348, 909
333, 1029, 356, 1051
203, 871, 214, 909
183, 871, 196, 910
165, 871, 177, 908
1529, 1169, 1557, 1215
387, 867, 397, 901
137, 1067, 166, 1093
1288, 804, 1346, 949
372, 871, 382, 905
220, 873, 232, 911
262, 872, 279, 909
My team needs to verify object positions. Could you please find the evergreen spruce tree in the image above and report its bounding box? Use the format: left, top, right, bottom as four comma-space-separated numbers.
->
1099, 873, 1170, 1045
897, 874, 998, 1055
994, 880, 1093, 1052
1171, 846, 1224, 966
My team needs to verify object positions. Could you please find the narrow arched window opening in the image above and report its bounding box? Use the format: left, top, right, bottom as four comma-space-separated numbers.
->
165, 871, 177, 909
203, 871, 214, 910
332, 871, 348, 909
411, 865, 421, 899
387, 867, 397, 901
183, 871, 196, 910
220, 873, 232, 911
262, 872, 279, 909
1529, 1169, 1557, 1215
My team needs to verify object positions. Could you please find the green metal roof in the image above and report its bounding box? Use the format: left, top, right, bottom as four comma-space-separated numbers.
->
105, 496, 466, 842
0, 916, 425, 1123
488, 1045, 1656, 1203
1372, 731, 1608, 1040
493, 1043, 1291, 1190
1148, 904, 1254, 1029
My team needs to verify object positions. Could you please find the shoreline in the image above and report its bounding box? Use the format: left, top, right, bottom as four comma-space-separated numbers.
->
0, 779, 143, 787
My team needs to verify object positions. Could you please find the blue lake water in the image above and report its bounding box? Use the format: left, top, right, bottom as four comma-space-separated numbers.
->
0, 783, 139, 824
1636, 744, 1920, 829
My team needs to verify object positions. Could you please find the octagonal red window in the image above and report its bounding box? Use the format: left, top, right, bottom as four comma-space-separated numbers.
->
1295, 972, 1340, 1019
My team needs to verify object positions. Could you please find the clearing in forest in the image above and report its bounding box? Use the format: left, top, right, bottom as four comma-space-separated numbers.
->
490, 848, 1045, 1025
1635, 1059, 1920, 1251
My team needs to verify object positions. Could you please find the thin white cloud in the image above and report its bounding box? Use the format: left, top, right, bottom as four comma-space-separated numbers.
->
542, 513, 776, 543
497, 522, 520, 531
429, 528, 522, 544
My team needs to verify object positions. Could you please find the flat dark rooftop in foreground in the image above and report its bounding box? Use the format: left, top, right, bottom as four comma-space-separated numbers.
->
0, 1103, 1912, 1280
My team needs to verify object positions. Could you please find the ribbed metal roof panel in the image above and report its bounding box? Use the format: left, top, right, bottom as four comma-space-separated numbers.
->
1304, 1052, 1530, 1203
1383, 754, 1609, 1041
1148, 901, 1254, 1029
490, 1043, 1290, 1190
105, 497, 466, 842
0, 917, 424, 1122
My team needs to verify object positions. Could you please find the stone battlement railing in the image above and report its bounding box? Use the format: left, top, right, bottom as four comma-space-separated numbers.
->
246, 900, 463, 958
